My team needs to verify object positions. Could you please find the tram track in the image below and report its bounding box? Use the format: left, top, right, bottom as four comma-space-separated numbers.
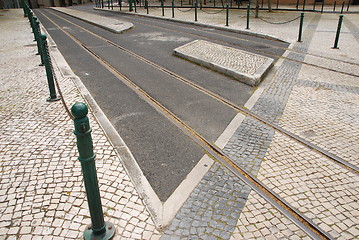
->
101, 9, 359, 77
36, 9, 336, 239
41, 9, 359, 176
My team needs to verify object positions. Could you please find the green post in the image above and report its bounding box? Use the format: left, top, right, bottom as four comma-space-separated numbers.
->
161, 0, 165, 16
172, 0, 175, 18
225, 4, 229, 26
31, 16, 37, 41
333, 1, 336, 11
333, 15, 343, 49
194, 0, 198, 21
20, 0, 27, 17
321, 0, 324, 13
145, 0, 149, 14
39, 34, 60, 102
71, 103, 116, 240
34, 20, 41, 55
297, 12, 304, 42
129, 0, 133, 12
246, 5, 250, 29
134, 0, 137, 12
340, 1, 344, 13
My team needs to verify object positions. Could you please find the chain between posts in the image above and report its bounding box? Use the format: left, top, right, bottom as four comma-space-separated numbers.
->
250, 9, 301, 24
43, 36, 75, 119
31, 15, 74, 120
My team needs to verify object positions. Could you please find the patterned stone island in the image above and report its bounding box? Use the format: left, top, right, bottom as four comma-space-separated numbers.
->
173, 40, 274, 86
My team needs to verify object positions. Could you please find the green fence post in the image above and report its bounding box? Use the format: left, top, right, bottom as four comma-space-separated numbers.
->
321, 0, 324, 13
129, 0, 133, 12
246, 5, 250, 29
34, 20, 41, 55
71, 103, 116, 240
39, 34, 60, 102
172, 0, 175, 18
297, 12, 304, 42
332, 15, 343, 49
340, 1, 344, 13
195, 0, 198, 21
161, 0, 165, 16
225, 4, 229, 26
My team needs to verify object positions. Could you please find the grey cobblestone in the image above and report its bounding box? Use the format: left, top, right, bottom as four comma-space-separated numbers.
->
0, 10, 160, 240
161, 162, 250, 239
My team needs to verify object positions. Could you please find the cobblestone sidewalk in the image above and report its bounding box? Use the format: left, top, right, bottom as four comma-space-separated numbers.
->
0, 9, 161, 240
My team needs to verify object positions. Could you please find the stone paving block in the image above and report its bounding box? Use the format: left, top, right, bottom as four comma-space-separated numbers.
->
173, 40, 274, 86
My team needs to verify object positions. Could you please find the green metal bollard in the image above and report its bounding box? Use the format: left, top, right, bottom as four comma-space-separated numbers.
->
194, 0, 198, 21
172, 0, 175, 18
134, 0, 137, 12
332, 15, 343, 49
333, 1, 336, 11
145, 0, 149, 14
161, 0, 165, 16
38, 30, 46, 66
32, 16, 38, 41
340, 1, 344, 13
246, 5, 250, 29
297, 12, 304, 42
71, 103, 116, 240
39, 34, 60, 102
34, 20, 42, 55
225, 4, 229, 26
129, 0, 133, 12
321, 0, 324, 13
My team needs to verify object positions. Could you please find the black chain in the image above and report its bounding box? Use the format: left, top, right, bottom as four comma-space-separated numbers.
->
176, 7, 193, 12
251, 10, 301, 24
200, 8, 225, 14
44, 41, 74, 120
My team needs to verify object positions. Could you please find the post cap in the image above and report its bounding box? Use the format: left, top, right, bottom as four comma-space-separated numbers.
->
71, 102, 88, 119
40, 34, 47, 40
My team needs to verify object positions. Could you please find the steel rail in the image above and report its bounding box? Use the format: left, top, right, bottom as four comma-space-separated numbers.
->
38, 10, 334, 239
111, 10, 359, 77
42, 9, 359, 176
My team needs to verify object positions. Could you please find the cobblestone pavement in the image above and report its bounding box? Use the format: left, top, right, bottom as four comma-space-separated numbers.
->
1, 4, 359, 240
173, 40, 273, 86
0, 10, 161, 240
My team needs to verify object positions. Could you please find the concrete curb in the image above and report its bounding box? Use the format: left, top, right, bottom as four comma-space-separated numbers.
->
94, 7, 289, 43
50, 7, 134, 34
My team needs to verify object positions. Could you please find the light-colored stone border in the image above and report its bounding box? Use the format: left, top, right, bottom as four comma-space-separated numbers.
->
51, 7, 133, 34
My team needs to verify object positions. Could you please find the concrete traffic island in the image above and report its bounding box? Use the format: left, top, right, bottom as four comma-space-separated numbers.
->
173, 40, 274, 86
51, 7, 133, 33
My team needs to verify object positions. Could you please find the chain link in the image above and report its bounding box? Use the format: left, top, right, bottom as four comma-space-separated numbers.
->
44, 41, 74, 120
251, 10, 301, 24
200, 8, 225, 14
176, 6, 193, 12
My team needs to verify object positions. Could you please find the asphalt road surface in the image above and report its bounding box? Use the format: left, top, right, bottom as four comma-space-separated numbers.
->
35, 7, 287, 202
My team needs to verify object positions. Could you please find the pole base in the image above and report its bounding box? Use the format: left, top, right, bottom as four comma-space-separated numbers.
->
46, 97, 61, 102
84, 222, 116, 240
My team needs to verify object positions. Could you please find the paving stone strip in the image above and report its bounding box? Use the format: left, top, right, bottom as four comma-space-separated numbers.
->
173, 40, 274, 86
